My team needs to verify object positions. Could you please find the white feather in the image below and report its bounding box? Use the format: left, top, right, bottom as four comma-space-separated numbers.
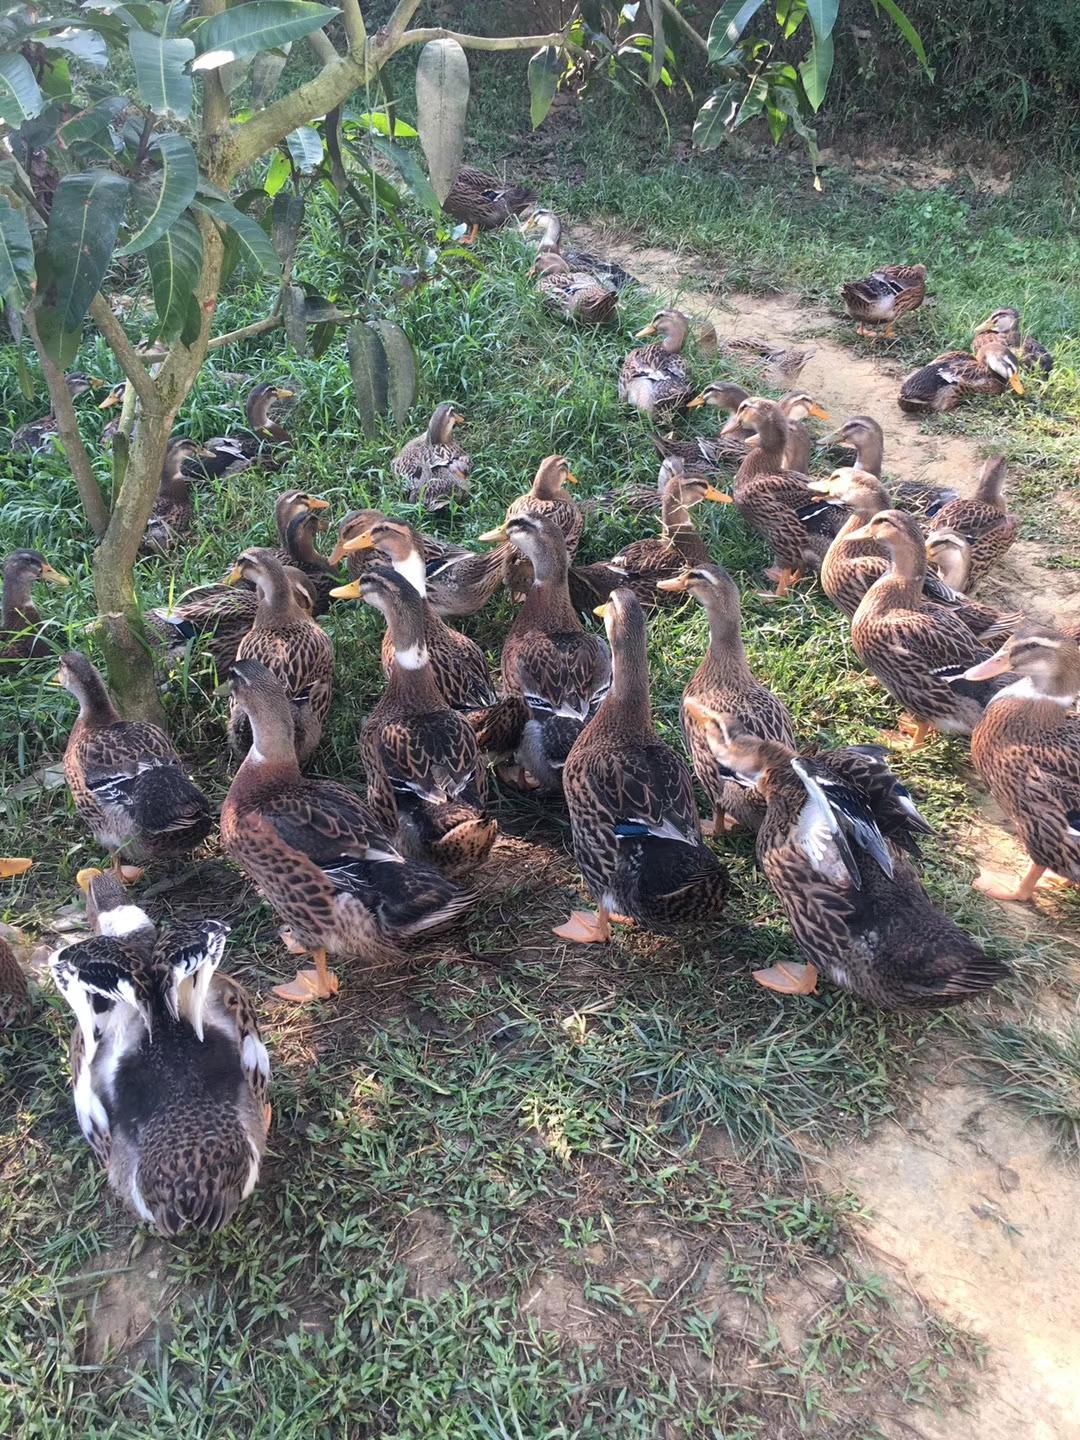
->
241, 1033, 270, 1081
96, 904, 153, 939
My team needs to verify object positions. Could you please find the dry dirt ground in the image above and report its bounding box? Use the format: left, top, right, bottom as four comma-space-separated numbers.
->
572, 222, 1080, 1440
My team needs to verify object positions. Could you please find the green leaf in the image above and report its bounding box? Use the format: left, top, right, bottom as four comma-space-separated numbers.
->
799, 30, 833, 111
146, 208, 204, 343
38, 26, 109, 67
0, 53, 44, 125
129, 27, 195, 120
341, 142, 403, 210
770, 79, 821, 178
191, 2, 340, 70
0, 195, 35, 307
117, 132, 198, 255
193, 192, 281, 277
369, 320, 417, 429
528, 46, 561, 130
264, 149, 292, 196
271, 192, 304, 267
285, 125, 323, 173
806, 0, 838, 41
766, 104, 789, 143
58, 95, 130, 153
872, 0, 933, 78
775, 0, 808, 38
707, 0, 765, 63
372, 137, 440, 218
347, 322, 388, 439
692, 83, 740, 149
647, 0, 665, 88
351, 110, 419, 138
38, 171, 131, 335
415, 37, 470, 205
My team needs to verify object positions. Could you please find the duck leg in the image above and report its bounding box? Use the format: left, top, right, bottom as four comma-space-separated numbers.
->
461, 223, 480, 245
553, 906, 612, 944
898, 713, 933, 749
273, 946, 340, 1002
701, 808, 737, 837
758, 567, 803, 601
110, 855, 145, 884
974, 862, 1045, 903
753, 961, 819, 995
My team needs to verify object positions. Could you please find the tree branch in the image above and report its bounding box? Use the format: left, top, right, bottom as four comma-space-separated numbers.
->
341, 0, 366, 54
208, 306, 362, 351
394, 27, 569, 54
659, 0, 708, 54
231, 53, 365, 172
371, 0, 425, 58
307, 27, 340, 65
24, 306, 110, 538
200, 0, 231, 130
88, 298, 160, 410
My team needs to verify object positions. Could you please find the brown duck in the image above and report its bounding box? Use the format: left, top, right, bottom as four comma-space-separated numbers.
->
1, 550, 70, 660
924, 456, 1016, 587
0, 857, 33, 1026
221, 660, 474, 1002
141, 438, 219, 555
618, 310, 695, 416
504, 455, 585, 597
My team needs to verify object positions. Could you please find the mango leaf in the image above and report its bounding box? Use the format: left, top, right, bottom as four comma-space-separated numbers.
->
191, 2, 340, 70
770, 82, 821, 178
799, 30, 833, 111
271, 191, 304, 266
347, 322, 388, 439
38, 26, 109, 67
415, 38, 469, 205
58, 94, 129, 155
692, 83, 740, 149
325, 105, 347, 193
118, 132, 198, 255
806, 0, 838, 41
193, 191, 280, 276
281, 283, 307, 356
372, 137, 440, 218
0, 196, 35, 307
129, 28, 195, 120
707, 0, 765, 63
264, 149, 292, 196
528, 46, 561, 130
775, 0, 808, 38
285, 125, 323, 173
369, 320, 417, 429
872, 0, 933, 77
351, 110, 418, 138
146, 208, 204, 343
0, 53, 44, 125
341, 141, 402, 210
250, 43, 290, 108
37, 171, 131, 333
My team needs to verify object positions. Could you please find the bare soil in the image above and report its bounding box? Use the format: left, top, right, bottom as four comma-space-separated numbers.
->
570, 223, 1080, 1438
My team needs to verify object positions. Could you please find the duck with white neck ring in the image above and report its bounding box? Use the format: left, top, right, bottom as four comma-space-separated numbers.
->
50, 867, 270, 1236
964, 628, 1080, 903
342, 568, 497, 874
555, 589, 729, 944
221, 660, 475, 1002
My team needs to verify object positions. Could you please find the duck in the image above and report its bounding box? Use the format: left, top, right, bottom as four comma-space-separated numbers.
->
141, 438, 220, 555
524, 208, 636, 290
720, 397, 846, 598
898, 330, 1024, 413
974, 307, 1054, 375
924, 456, 1016, 587
441, 164, 535, 244
348, 568, 497, 873
925, 528, 975, 590
1, 550, 70, 661
225, 548, 334, 767
567, 463, 731, 610
264, 490, 338, 614
555, 589, 729, 943
200, 382, 296, 474
618, 310, 695, 416
338, 511, 507, 620
840, 264, 927, 338
391, 402, 472, 508
480, 514, 611, 791
96, 380, 129, 448
12, 372, 100, 452
529, 252, 618, 324
713, 336, 817, 388
54, 651, 213, 880
49, 867, 270, 1235
147, 568, 318, 677
504, 454, 585, 597
688, 711, 1007, 1006
847, 511, 1012, 747
963, 627, 1080, 902
221, 659, 475, 1001
657, 386, 829, 476
338, 518, 505, 718
0, 856, 33, 1027
657, 565, 796, 834
816, 414, 959, 519
809, 470, 1019, 640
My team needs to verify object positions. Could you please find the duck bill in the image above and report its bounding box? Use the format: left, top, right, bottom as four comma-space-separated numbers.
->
0, 857, 32, 878
817, 427, 845, 446
972, 316, 994, 335
76, 866, 103, 891
329, 579, 363, 599
963, 649, 1012, 681
805, 480, 832, 494
97, 392, 122, 410
719, 414, 744, 436
593, 602, 612, 619
843, 523, 874, 542
686, 394, 707, 409
807, 403, 831, 421
1008, 373, 1025, 395
275, 388, 296, 400
342, 532, 376, 554
305, 496, 330, 510
40, 563, 71, 585
564, 472, 579, 485
656, 575, 689, 593
224, 564, 245, 585
703, 486, 733, 503
478, 526, 508, 543
634, 324, 658, 338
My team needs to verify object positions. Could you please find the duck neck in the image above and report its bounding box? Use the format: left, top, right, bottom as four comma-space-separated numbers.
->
521, 546, 579, 631
246, 388, 273, 430
974, 458, 1007, 509
286, 515, 331, 573
383, 602, 445, 709
703, 599, 750, 677
2, 567, 38, 630
852, 429, 884, 477
69, 667, 121, 727
537, 213, 562, 250
660, 486, 694, 536
158, 460, 192, 504
238, 702, 302, 775
875, 534, 926, 606
387, 545, 429, 599
742, 412, 788, 474
783, 422, 812, 474
251, 559, 298, 627
606, 627, 654, 733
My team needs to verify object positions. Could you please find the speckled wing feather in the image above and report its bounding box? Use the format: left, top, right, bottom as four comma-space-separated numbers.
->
213, 974, 271, 1111
374, 714, 484, 807
505, 630, 611, 719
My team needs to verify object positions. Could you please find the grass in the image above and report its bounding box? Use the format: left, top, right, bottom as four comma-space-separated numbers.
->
3, 63, 1080, 1438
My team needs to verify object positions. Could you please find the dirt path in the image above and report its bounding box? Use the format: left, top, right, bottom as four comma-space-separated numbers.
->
571, 222, 1080, 1439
